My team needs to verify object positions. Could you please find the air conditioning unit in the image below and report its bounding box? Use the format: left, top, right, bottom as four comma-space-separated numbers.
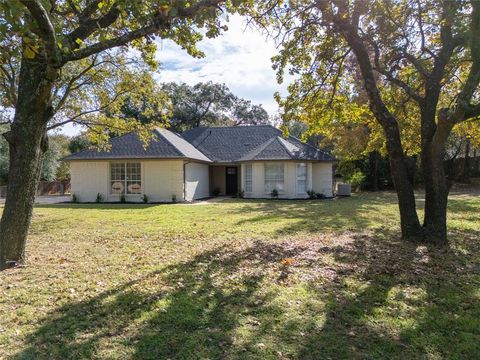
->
336, 183, 351, 196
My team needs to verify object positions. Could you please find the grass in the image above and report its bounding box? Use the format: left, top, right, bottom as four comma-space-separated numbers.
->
0, 189, 479, 359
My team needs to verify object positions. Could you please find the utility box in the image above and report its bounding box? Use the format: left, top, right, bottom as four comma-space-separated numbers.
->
336, 183, 351, 196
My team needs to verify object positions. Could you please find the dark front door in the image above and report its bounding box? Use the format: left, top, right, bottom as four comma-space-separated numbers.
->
225, 167, 238, 195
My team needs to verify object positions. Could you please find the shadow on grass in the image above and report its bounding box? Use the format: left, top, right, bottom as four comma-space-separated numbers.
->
13, 229, 480, 359
35, 203, 164, 210
230, 195, 398, 236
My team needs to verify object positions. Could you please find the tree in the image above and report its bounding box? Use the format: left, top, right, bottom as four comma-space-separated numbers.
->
68, 134, 90, 154
160, 81, 269, 131
0, 130, 70, 183
253, 0, 480, 244
40, 134, 70, 181
0, 0, 248, 269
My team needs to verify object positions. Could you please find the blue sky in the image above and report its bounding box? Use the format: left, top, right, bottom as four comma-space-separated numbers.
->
61, 15, 288, 136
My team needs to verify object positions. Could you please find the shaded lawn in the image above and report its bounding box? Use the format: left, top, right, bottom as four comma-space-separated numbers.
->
0, 190, 479, 359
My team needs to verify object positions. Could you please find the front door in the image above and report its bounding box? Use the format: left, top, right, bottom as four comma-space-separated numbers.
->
225, 167, 238, 195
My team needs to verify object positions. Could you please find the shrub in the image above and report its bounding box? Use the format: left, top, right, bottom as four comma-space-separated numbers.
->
142, 194, 148, 203
316, 193, 326, 199
119, 193, 126, 203
307, 189, 316, 199
171, 194, 177, 203
72, 193, 78, 203
96, 193, 103, 203
212, 187, 221, 197
238, 190, 245, 199
270, 188, 279, 199
347, 170, 366, 191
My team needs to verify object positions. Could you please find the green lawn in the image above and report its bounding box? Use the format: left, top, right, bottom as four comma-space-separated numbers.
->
0, 190, 479, 359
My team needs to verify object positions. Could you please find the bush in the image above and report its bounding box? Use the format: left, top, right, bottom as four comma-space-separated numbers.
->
171, 194, 177, 203
347, 170, 366, 191
270, 188, 279, 199
316, 193, 326, 199
212, 187, 221, 197
72, 193, 78, 203
306, 190, 316, 199
119, 193, 126, 203
238, 190, 245, 199
142, 194, 148, 203
96, 193, 103, 203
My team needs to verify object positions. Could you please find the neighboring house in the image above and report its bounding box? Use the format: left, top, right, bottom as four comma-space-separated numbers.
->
64, 125, 335, 202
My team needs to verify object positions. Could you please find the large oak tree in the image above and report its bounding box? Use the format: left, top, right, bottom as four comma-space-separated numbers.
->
253, 0, 480, 244
0, 0, 247, 269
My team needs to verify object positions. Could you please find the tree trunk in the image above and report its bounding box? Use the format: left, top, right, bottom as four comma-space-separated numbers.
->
421, 109, 452, 246
384, 127, 423, 241
422, 151, 449, 245
0, 58, 56, 270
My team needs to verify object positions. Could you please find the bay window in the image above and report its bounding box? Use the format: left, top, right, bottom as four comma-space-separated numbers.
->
110, 162, 142, 195
264, 163, 284, 192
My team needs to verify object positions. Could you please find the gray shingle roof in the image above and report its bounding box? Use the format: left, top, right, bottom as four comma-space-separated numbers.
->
182, 125, 334, 162
64, 129, 211, 162
65, 125, 334, 162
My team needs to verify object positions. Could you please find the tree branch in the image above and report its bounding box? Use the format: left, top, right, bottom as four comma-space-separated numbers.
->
19, 0, 60, 66
62, 0, 224, 63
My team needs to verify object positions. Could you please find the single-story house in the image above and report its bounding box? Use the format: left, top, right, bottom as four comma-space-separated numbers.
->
64, 125, 335, 202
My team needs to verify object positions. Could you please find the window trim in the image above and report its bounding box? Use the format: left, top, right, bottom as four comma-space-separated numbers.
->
110, 161, 143, 196
244, 163, 253, 193
264, 162, 285, 194
296, 162, 308, 194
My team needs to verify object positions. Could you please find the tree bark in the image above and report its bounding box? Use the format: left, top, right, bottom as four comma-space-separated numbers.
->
337, 23, 423, 241
421, 110, 452, 246
0, 58, 56, 270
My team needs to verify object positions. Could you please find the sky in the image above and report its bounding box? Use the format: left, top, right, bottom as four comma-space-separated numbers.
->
61, 15, 288, 136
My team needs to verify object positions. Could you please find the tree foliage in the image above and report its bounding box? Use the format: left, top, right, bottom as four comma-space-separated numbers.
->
0, 0, 254, 268
160, 81, 269, 131
0, 0, 252, 144
251, 0, 480, 243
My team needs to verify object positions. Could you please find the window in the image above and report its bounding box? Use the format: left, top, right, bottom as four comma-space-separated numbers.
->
297, 163, 307, 193
110, 162, 141, 195
244, 164, 252, 192
264, 163, 284, 192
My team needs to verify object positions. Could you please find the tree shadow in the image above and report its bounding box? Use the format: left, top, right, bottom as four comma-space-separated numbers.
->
13, 229, 480, 359
231, 195, 398, 236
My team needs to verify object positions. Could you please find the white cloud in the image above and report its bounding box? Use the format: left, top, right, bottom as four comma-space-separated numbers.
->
59, 15, 287, 136
154, 14, 287, 115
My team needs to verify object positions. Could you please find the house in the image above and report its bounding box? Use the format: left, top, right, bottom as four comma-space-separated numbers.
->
64, 125, 335, 202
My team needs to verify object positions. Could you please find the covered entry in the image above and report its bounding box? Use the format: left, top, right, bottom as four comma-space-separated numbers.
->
209, 165, 241, 196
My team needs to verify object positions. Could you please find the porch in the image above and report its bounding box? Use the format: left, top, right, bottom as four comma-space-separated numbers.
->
209, 165, 241, 196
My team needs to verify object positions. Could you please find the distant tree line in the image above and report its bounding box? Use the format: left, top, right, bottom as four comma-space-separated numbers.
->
0, 82, 270, 185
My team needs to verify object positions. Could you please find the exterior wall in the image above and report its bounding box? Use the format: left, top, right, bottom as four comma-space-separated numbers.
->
210, 166, 226, 195
142, 160, 184, 202
241, 161, 314, 199
312, 162, 333, 197
185, 162, 209, 201
70, 159, 185, 202
70, 161, 109, 202
209, 165, 241, 196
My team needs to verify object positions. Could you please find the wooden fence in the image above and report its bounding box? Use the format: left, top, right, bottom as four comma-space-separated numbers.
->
0, 180, 71, 198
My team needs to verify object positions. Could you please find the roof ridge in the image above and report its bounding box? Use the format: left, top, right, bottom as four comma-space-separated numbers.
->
288, 134, 333, 158
156, 128, 212, 162
276, 136, 296, 159
237, 137, 277, 161
154, 128, 185, 157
